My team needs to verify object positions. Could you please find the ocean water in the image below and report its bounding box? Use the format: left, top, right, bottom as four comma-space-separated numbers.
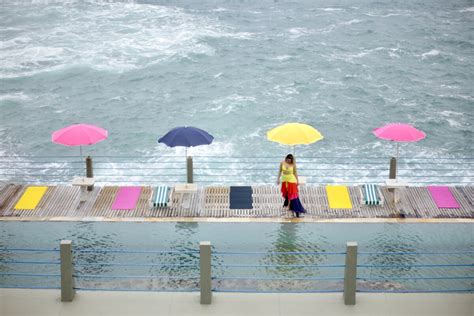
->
0, 0, 473, 162
0, 221, 472, 291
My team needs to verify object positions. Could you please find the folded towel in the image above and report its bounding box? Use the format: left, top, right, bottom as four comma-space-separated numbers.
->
111, 187, 142, 210
14, 186, 48, 210
230, 186, 253, 209
326, 186, 352, 209
428, 186, 460, 209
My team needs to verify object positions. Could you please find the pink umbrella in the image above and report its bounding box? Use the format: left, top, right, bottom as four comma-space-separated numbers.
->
52, 124, 108, 157
373, 123, 426, 159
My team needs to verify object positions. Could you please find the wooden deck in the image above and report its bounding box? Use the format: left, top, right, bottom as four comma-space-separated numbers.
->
0, 184, 472, 220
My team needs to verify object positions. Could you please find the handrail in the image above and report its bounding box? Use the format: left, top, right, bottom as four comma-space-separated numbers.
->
213, 251, 346, 255
74, 262, 198, 267
0, 248, 59, 253
73, 274, 199, 280
212, 276, 344, 281
1, 242, 472, 295
0, 155, 471, 159
73, 249, 198, 254
212, 289, 343, 293
358, 251, 474, 255
0, 285, 61, 290
0, 272, 60, 277
73, 287, 200, 292
357, 276, 474, 281
0, 260, 60, 265
1, 154, 472, 186
358, 264, 473, 268
358, 289, 474, 293
215, 263, 346, 268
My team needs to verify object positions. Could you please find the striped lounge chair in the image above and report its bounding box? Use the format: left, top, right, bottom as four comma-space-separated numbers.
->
151, 185, 172, 208
360, 184, 384, 206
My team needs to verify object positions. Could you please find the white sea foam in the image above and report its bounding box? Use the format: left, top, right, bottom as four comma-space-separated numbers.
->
365, 13, 403, 17
211, 8, 228, 12
318, 8, 342, 12
0, 92, 31, 102
438, 94, 474, 101
439, 110, 463, 117
445, 119, 462, 127
339, 19, 364, 26
459, 7, 474, 12
271, 55, 292, 61
438, 110, 464, 127
273, 84, 299, 95
439, 84, 459, 90
325, 46, 393, 61
213, 72, 223, 79
315, 78, 343, 86
0, 3, 254, 78
205, 94, 256, 114
287, 27, 312, 39
421, 49, 441, 59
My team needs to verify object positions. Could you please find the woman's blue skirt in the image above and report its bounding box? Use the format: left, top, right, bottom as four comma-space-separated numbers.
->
284, 197, 306, 214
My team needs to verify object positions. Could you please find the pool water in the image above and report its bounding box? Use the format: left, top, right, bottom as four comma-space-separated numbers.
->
0, 221, 472, 292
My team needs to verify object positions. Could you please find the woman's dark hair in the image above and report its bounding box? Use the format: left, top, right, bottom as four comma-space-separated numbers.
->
285, 154, 295, 164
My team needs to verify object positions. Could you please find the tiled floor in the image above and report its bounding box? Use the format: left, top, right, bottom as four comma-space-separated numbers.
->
1, 289, 472, 316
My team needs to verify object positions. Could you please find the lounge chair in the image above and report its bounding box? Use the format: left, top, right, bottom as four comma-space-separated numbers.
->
428, 186, 460, 209
326, 185, 353, 209
360, 184, 384, 206
151, 185, 173, 208
14, 186, 48, 210
111, 186, 142, 210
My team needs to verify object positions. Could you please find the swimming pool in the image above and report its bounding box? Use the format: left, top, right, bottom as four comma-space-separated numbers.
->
0, 221, 472, 292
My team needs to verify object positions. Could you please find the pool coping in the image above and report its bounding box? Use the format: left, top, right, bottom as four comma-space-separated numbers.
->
0, 216, 472, 223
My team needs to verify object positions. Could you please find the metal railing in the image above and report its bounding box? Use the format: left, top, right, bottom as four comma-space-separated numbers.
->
0, 247, 61, 290
1, 241, 473, 305
0, 155, 473, 185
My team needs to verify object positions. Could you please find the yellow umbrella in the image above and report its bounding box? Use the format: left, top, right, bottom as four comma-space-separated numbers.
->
267, 122, 323, 153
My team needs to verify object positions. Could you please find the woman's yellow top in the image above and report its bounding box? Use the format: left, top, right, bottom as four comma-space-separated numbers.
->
281, 163, 297, 183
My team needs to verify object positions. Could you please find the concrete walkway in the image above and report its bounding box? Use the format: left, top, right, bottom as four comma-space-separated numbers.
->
1, 289, 472, 316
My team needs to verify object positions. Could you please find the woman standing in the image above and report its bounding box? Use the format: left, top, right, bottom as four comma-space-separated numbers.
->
277, 154, 305, 217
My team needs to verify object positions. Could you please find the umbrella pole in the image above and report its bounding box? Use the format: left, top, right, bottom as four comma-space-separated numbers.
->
186, 147, 193, 184
293, 145, 295, 155
389, 143, 398, 181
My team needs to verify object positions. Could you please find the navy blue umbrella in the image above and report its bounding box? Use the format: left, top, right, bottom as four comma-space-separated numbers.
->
158, 126, 214, 183
158, 126, 214, 148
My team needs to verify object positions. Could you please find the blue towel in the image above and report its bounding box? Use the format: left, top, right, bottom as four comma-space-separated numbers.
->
229, 186, 253, 209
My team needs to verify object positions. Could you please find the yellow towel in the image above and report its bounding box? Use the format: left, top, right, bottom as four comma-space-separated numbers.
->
326, 186, 352, 209
14, 186, 48, 210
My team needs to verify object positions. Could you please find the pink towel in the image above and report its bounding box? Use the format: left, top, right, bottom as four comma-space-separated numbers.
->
427, 186, 460, 209
111, 187, 142, 210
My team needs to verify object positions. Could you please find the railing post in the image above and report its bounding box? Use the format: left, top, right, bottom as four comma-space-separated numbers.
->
60, 240, 75, 302
344, 242, 358, 305
86, 156, 93, 192
187, 156, 193, 184
200, 241, 212, 304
